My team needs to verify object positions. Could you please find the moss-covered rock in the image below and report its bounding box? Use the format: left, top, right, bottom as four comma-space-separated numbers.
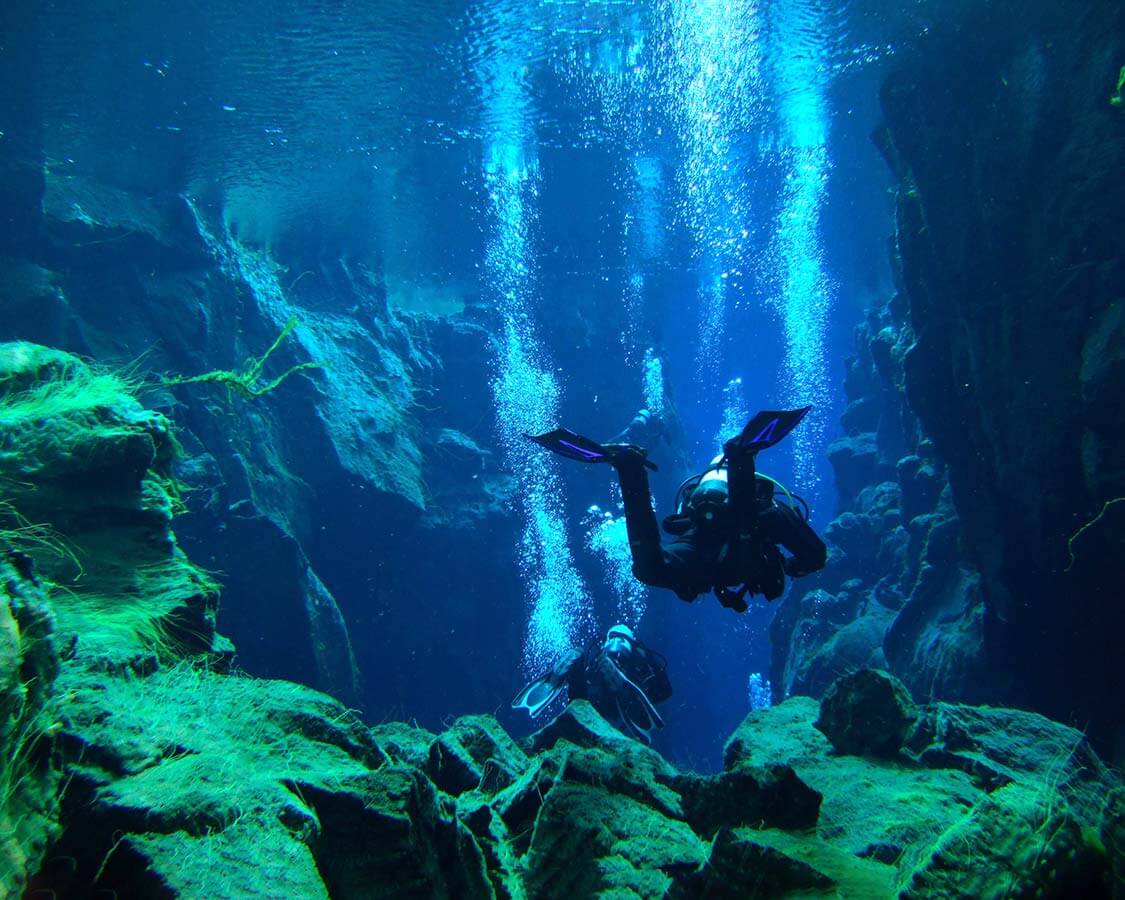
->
678, 826, 895, 899
47, 665, 496, 898
677, 763, 822, 837
491, 752, 560, 831
814, 668, 918, 757
371, 719, 438, 768
0, 343, 228, 892
527, 697, 638, 754
686, 827, 837, 898
0, 341, 223, 668
522, 783, 705, 898
724, 682, 1122, 897
0, 548, 62, 897
907, 702, 1104, 790
554, 740, 684, 820
899, 781, 1111, 898
426, 714, 529, 796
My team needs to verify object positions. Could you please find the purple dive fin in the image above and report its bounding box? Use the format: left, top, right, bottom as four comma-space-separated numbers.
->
730, 407, 812, 454
524, 428, 658, 471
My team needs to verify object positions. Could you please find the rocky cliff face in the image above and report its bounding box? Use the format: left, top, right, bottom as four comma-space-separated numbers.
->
771, 295, 989, 711
773, 0, 1125, 758
0, 166, 520, 719
876, 0, 1125, 750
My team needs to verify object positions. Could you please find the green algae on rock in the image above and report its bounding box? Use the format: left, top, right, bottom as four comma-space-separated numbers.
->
725, 675, 1121, 897
815, 668, 918, 757
53, 668, 491, 898
161, 313, 320, 400
0, 341, 223, 667
0, 548, 62, 897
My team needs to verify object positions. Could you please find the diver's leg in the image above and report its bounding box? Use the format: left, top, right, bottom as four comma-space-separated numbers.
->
613, 451, 709, 597
612, 453, 667, 582
759, 504, 827, 577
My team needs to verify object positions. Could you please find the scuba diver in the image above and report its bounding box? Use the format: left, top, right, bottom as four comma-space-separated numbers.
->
512, 624, 671, 745
525, 407, 827, 612
607, 407, 666, 448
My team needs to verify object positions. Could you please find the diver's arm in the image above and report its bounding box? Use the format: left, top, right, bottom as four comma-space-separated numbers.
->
622, 644, 672, 704
759, 503, 827, 577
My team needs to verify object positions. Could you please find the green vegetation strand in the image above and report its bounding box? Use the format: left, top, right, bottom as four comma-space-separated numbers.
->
1064, 496, 1125, 571
162, 315, 319, 399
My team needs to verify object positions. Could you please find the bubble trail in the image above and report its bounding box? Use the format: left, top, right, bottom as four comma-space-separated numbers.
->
655, 0, 766, 394
477, 41, 592, 676
764, 0, 834, 493
584, 498, 647, 629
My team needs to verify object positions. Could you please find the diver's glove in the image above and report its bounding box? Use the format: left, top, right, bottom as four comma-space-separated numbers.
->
715, 586, 750, 613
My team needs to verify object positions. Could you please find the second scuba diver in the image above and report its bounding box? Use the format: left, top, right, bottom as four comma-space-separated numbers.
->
512, 624, 671, 745
526, 407, 827, 612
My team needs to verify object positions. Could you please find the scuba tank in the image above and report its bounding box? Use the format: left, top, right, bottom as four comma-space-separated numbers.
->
663, 455, 729, 535
687, 454, 729, 526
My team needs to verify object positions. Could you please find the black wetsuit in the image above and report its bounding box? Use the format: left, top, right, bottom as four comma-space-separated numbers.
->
568, 640, 672, 711
613, 447, 827, 605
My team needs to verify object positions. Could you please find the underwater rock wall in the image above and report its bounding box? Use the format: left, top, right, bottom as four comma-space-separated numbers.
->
0, 343, 224, 667
0, 165, 521, 718
0, 340, 222, 893
775, 0, 1125, 757
872, 0, 1125, 749
770, 294, 988, 709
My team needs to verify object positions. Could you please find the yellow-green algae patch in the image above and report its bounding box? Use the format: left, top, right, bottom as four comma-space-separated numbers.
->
0, 342, 220, 665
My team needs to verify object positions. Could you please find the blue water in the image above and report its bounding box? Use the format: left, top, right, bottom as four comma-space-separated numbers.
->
16, 0, 933, 766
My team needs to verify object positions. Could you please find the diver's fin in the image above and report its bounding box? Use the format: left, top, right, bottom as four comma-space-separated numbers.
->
730, 407, 811, 454
524, 429, 658, 471
605, 658, 665, 743
511, 674, 567, 718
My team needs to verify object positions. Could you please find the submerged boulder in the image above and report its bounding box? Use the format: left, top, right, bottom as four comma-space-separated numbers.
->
815, 668, 918, 758
526, 697, 638, 754
48, 667, 496, 899
522, 783, 704, 898
371, 720, 438, 768
426, 713, 529, 796
677, 764, 822, 837
725, 686, 1122, 898
683, 827, 838, 898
